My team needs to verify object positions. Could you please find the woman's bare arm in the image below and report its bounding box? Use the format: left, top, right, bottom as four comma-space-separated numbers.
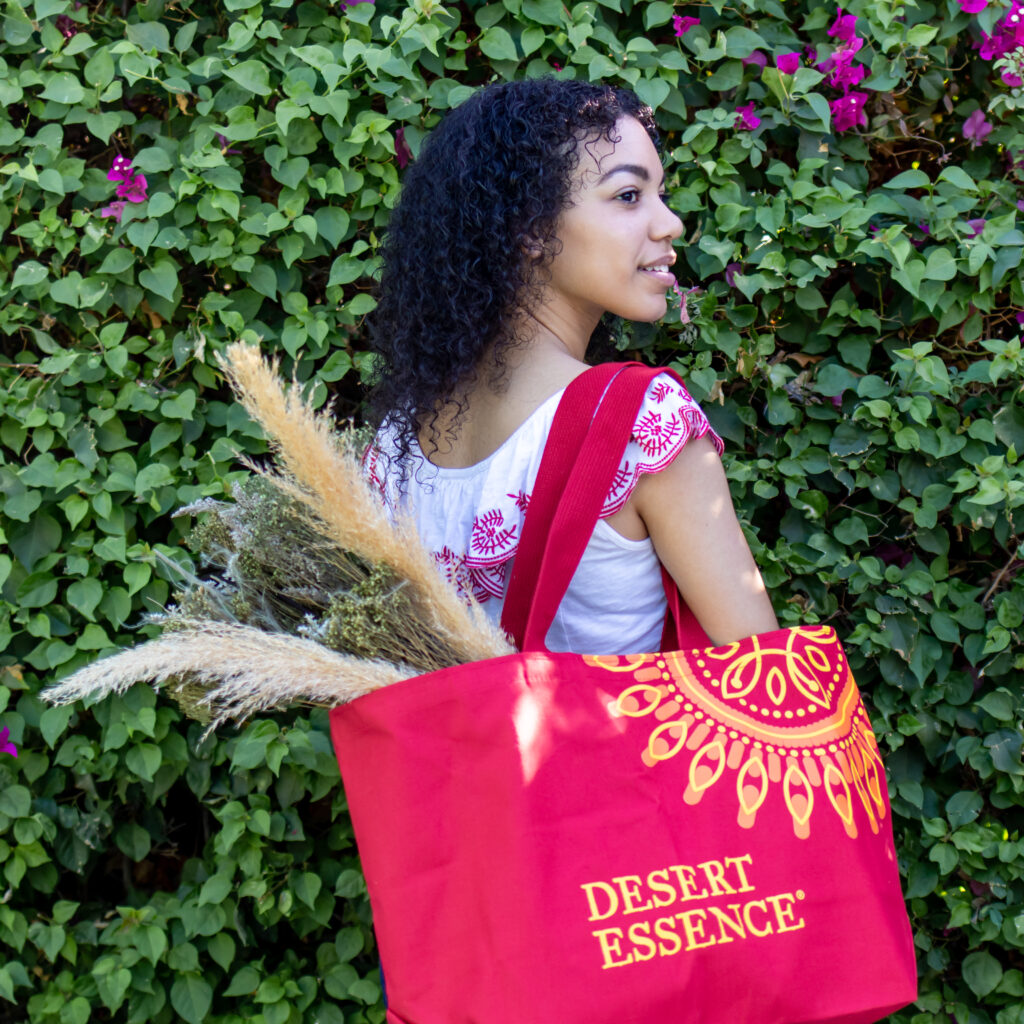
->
631, 436, 779, 645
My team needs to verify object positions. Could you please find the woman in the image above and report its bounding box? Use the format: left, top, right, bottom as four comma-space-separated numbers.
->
364, 78, 777, 650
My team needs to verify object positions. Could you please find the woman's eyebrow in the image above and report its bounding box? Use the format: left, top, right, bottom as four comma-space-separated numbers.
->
596, 164, 666, 186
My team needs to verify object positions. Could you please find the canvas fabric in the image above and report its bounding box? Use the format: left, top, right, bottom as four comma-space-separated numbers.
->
329, 363, 918, 1024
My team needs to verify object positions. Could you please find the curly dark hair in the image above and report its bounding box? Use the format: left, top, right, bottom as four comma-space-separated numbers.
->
365, 78, 657, 458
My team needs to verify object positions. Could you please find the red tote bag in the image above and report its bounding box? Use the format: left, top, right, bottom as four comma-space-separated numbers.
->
329, 364, 918, 1024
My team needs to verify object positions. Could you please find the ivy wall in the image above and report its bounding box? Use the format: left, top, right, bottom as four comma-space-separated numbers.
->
1, 0, 1023, 1020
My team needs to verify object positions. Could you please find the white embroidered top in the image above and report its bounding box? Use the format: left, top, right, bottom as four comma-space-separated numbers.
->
365, 372, 723, 654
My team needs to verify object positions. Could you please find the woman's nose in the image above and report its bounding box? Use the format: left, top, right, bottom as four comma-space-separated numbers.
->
653, 202, 684, 242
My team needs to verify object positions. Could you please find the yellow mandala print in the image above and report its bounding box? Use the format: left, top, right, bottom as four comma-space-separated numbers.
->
586, 626, 885, 840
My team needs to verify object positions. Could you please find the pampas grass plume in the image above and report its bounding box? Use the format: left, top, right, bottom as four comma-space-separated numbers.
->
45, 622, 415, 730
218, 342, 512, 663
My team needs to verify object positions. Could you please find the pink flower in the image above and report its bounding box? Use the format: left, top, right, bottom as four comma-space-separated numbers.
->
724, 262, 741, 287
966, 218, 986, 237
828, 62, 866, 91
0, 725, 18, 758
99, 201, 126, 222
107, 155, 134, 183
734, 102, 761, 131
551, 61, 562, 71
115, 172, 148, 203
1018, 200, 1024, 212
776, 52, 801, 74
673, 14, 700, 36
55, 14, 77, 37
394, 126, 412, 169
958, 0, 988, 11
742, 50, 768, 68
1016, 310, 1024, 327
963, 109, 993, 147
1002, 69, 1023, 86
830, 91, 868, 131
818, 34, 864, 74
828, 7, 859, 43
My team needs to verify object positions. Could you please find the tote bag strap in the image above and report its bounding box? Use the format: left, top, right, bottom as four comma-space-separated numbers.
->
502, 362, 710, 652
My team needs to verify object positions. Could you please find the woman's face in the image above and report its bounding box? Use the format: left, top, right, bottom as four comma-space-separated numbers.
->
539, 116, 684, 333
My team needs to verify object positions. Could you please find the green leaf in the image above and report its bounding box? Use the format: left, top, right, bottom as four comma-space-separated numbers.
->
634, 77, 670, 111
883, 169, 930, 189
40, 72, 85, 104
521, 0, 564, 26
993, 405, 1024, 452
9, 514, 62, 573
125, 743, 162, 782
12, 261, 47, 288
292, 871, 322, 909
16, 573, 58, 608
171, 974, 213, 1024
225, 59, 272, 96
478, 26, 517, 61
978, 690, 1015, 721
946, 790, 983, 828
40, 705, 73, 748
963, 950, 1003, 999
138, 258, 179, 302
125, 20, 170, 52
66, 577, 103, 620
115, 822, 152, 862
923, 248, 957, 281
0, 785, 30, 818
199, 873, 233, 906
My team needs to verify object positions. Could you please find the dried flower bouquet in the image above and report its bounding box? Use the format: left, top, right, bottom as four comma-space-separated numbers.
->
44, 343, 513, 730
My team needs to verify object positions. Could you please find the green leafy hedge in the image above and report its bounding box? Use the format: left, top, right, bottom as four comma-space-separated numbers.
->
1, 0, 1023, 1019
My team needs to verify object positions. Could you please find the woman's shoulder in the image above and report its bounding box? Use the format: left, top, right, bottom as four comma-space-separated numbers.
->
598, 369, 723, 516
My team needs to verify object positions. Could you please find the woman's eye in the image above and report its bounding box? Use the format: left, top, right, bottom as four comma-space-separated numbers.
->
616, 189, 642, 204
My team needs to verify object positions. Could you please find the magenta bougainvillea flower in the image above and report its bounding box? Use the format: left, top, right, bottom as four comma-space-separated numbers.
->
776, 52, 801, 73
99, 201, 126, 222
672, 14, 700, 36
108, 155, 134, 182
827, 7, 859, 42
958, 0, 989, 10
734, 102, 761, 130
0, 725, 17, 759
966, 218, 987, 237
977, 1, 1024, 61
828, 61, 866, 91
818, 34, 864, 74
830, 91, 868, 131
962, 108, 993, 147
394, 126, 412, 169
116, 172, 148, 203
216, 133, 242, 156
742, 50, 768, 68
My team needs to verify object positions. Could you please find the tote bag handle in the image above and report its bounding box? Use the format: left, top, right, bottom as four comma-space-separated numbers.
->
501, 362, 710, 653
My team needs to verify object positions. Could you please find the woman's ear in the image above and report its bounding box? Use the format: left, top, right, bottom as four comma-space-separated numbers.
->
520, 236, 544, 259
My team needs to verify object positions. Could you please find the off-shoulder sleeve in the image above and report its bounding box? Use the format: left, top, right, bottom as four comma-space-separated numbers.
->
600, 371, 724, 517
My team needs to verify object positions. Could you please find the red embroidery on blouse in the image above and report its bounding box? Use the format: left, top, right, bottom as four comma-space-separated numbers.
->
633, 410, 683, 458
471, 508, 518, 558
607, 463, 633, 501
508, 490, 531, 512
434, 546, 475, 603
651, 380, 673, 404
362, 445, 386, 498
